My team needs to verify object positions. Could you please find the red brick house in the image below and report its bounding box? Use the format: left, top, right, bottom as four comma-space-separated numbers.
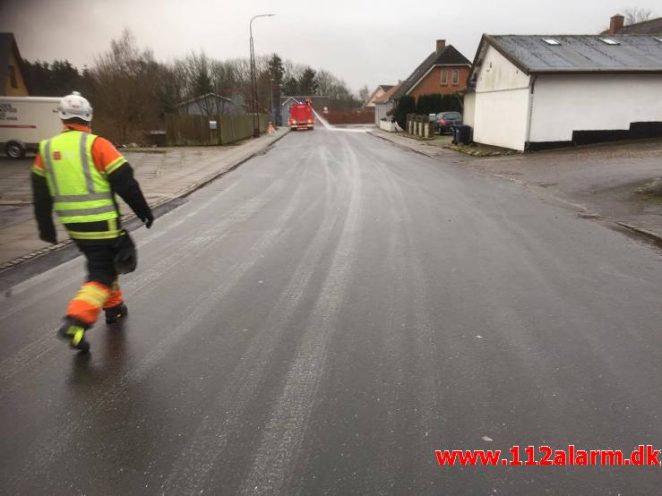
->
602, 13, 662, 35
395, 39, 471, 100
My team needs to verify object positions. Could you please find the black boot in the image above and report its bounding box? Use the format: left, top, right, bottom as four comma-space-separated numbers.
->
57, 318, 90, 353
105, 303, 128, 324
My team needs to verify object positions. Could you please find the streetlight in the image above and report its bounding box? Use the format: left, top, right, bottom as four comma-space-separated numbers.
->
250, 13, 275, 138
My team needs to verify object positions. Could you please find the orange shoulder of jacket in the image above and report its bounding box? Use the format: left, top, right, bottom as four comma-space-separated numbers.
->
31, 153, 45, 176
91, 136, 127, 174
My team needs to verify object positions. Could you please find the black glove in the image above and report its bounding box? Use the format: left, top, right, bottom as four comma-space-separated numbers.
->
141, 211, 154, 229
39, 231, 57, 244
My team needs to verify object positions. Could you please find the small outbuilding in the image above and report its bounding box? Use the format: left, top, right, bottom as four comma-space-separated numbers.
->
464, 35, 662, 151
373, 83, 401, 125
176, 93, 244, 117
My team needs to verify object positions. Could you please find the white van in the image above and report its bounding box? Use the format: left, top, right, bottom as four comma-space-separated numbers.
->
0, 96, 62, 159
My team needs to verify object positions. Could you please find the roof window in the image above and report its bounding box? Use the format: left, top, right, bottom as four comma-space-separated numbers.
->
599, 38, 620, 45
542, 38, 561, 45
655, 38, 662, 43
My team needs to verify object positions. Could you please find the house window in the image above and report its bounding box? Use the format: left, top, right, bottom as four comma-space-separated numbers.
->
9, 65, 18, 88
440, 69, 448, 86
451, 69, 459, 85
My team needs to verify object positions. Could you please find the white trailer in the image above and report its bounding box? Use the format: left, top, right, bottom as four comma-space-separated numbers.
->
0, 96, 62, 159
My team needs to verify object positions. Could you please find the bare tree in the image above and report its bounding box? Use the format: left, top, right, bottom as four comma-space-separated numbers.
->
314, 70, 336, 96
624, 7, 653, 25
359, 85, 370, 104
86, 31, 362, 139
210, 60, 240, 98
176, 52, 218, 118
188, 52, 214, 98
90, 29, 162, 143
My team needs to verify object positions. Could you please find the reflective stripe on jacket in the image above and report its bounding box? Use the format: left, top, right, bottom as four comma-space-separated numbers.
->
39, 131, 120, 238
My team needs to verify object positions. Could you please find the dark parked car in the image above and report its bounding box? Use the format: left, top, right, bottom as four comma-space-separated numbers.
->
436, 111, 463, 134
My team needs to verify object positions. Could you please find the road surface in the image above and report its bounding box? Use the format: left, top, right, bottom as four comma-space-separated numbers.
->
1, 125, 662, 495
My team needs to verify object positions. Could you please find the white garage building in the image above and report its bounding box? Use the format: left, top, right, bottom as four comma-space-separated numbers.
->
463, 35, 662, 151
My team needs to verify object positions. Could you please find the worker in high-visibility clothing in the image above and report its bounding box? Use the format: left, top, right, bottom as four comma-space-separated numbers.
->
31, 91, 154, 352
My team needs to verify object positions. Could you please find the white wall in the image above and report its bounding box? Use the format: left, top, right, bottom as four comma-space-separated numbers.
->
472, 46, 532, 151
379, 120, 396, 132
476, 46, 530, 92
529, 74, 662, 143
374, 102, 394, 124
473, 89, 531, 151
463, 92, 475, 127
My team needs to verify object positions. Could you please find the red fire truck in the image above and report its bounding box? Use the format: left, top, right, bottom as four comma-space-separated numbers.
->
288, 100, 315, 130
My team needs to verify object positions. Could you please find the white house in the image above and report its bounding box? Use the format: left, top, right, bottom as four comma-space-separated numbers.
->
464, 35, 662, 151
365, 85, 394, 108
373, 83, 401, 126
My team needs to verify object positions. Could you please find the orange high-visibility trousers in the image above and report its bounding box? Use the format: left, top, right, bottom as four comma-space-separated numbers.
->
66, 281, 112, 326
104, 279, 123, 310
66, 245, 124, 327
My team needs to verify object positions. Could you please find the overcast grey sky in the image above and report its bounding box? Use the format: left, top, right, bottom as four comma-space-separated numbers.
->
1, 0, 659, 93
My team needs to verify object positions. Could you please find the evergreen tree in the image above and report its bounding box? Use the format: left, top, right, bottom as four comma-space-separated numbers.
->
267, 54, 285, 123
23, 59, 84, 96
267, 54, 284, 89
299, 67, 317, 95
283, 75, 299, 96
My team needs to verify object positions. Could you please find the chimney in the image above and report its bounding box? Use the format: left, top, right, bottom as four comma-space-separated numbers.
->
436, 39, 446, 53
609, 14, 624, 34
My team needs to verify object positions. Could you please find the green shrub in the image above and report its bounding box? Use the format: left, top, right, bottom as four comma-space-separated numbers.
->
394, 95, 416, 128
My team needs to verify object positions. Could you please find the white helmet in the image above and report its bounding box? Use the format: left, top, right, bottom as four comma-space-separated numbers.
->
58, 91, 93, 122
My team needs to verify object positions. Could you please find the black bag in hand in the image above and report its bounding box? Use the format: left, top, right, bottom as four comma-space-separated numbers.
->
113, 231, 137, 274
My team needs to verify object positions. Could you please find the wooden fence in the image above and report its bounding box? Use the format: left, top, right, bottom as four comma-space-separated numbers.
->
165, 113, 268, 146
324, 108, 375, 125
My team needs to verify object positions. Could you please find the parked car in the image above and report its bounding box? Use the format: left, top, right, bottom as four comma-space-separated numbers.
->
436, 111, 462, 134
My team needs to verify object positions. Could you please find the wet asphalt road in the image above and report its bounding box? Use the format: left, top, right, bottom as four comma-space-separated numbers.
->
1, 126, 662, 495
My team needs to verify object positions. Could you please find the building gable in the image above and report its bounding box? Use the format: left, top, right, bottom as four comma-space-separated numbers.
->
396, 41, 471, 98
373, 83, 402, 105
0, 33, 29, 96
408, 65, 472, 98
474, 45, 530, 93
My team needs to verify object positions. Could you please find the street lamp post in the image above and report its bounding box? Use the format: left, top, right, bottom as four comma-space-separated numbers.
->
249, 13, 275, 138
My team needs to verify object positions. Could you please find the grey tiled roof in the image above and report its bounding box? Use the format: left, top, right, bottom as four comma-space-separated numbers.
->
484, 35, 662, 73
